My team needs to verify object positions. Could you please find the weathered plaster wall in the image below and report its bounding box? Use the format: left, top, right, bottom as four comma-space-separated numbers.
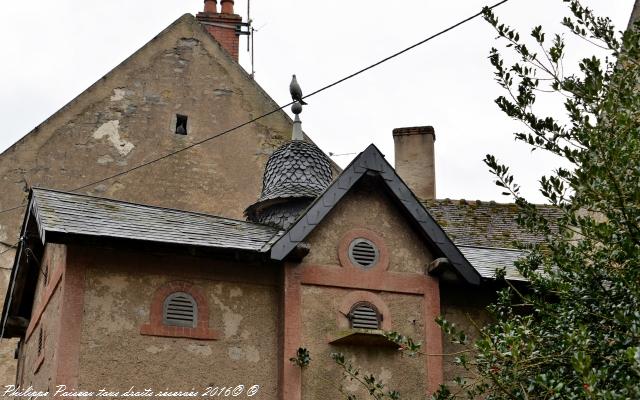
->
295, 180, 439, 398
303, 179, 434, 273
73, 246, 279, 397
20, 289, 61, 392
0, 13, 297, 384
18, 244, 66, 392
300, 286, 426, 399
0, 15, 294, 231
440, 285, 494, 387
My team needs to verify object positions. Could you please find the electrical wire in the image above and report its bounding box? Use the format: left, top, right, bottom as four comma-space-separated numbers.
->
0, 0, 509, 216
0, 240, 18, 249
0, 204, 26, 215
0, 245, 17, 257
0, 0, 511, 342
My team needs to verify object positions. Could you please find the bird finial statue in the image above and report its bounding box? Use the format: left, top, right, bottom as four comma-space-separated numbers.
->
289, 74, 308, 105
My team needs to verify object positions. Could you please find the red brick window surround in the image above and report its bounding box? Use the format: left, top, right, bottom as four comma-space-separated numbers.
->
348, 301, 382, 330
140, 281, 221, 340
337, 291, 392, 331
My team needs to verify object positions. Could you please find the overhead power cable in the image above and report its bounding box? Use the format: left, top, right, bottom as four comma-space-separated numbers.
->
0, 245, 17, 257
0, 0, 509, 216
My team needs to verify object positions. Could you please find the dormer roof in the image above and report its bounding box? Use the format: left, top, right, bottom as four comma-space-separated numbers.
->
269, 144, 482, 285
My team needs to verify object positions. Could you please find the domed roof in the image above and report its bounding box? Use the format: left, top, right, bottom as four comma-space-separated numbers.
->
257, 140, 332, 203
245, 140, 332, 228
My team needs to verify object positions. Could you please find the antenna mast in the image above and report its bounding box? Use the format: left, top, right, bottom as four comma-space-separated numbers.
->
235, 0, 255, 77
248, 0, 255, 77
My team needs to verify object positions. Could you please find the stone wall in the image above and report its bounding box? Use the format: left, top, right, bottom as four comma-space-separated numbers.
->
17, 246, 279, 398
17, 244, 67, 392
292, 180, 440, 398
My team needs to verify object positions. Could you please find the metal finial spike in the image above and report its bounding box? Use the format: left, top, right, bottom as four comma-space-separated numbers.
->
292, 112, 303, 141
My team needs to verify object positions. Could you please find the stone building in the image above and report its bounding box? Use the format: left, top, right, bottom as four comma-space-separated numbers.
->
4, 132, 553, 398
0, 1, 564, 398
0, 0, 331, 387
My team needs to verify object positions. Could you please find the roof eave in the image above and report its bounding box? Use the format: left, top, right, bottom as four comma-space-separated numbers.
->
1, 191, 37, 338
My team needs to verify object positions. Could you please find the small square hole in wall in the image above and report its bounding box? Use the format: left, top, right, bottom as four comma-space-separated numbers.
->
175, 114, 188, 135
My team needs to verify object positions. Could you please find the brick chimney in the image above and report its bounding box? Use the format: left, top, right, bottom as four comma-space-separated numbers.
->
392, 126, 436, 200
196, 0, 242, 61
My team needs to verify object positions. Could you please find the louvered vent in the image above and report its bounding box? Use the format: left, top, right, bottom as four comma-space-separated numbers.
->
349, 302, 381, 330
348, 238, 379, 268
163, 292, 198, 328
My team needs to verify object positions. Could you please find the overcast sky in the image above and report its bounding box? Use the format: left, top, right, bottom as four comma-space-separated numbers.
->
0, 0, 634, 203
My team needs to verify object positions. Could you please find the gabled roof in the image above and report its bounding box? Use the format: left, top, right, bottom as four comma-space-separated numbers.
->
29, 188, 282, 252
423, 199, 561, 248
269, 144, 482, 285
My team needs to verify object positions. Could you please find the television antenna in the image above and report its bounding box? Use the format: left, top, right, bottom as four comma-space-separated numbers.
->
236, 0, 256, 77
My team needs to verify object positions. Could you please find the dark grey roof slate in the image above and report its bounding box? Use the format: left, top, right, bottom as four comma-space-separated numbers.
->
269, 144, 482, 285
423, 199, 561, 248
245, 140, 333, 229
248, 199, 313, 230
256, 140, 332, 203
458, 245, 526, 281
30, 188, 282, 252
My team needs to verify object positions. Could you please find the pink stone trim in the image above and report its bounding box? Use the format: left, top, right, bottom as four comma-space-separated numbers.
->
336, 290, 392, 331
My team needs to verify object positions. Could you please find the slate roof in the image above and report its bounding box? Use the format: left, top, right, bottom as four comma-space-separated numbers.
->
29, 188, 282, 252
25, 190, 547, 282
423, 199, 562, 248
458, 245, 526, 281
245, 140, 333, 229
255, 140, 333, 203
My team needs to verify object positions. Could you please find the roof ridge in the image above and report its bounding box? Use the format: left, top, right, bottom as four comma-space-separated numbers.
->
423, 198, 558, 207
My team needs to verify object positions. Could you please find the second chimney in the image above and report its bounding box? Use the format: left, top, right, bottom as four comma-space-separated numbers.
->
392, 126, 436, 200
196, 0, 242, 61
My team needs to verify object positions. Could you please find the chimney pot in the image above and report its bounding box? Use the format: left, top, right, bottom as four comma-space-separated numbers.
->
392, 126, 436, 200
203, 0, 217, 14
220, 0, 235, 14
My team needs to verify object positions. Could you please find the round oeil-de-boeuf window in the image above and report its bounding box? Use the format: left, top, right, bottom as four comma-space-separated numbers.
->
348, 238, 379, 269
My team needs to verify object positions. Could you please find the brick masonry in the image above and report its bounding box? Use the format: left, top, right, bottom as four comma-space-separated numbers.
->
139, 281, 222, 340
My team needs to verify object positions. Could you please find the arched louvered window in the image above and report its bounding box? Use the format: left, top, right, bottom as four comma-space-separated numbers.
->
163, 292, 198, 328
348, 302, 382, 330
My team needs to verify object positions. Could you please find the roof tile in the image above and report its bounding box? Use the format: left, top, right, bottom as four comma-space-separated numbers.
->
31, 189, 281, 252
423, 199, 561, 248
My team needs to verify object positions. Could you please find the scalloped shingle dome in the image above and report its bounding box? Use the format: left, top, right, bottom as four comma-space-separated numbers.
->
245, 140, 332, 228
